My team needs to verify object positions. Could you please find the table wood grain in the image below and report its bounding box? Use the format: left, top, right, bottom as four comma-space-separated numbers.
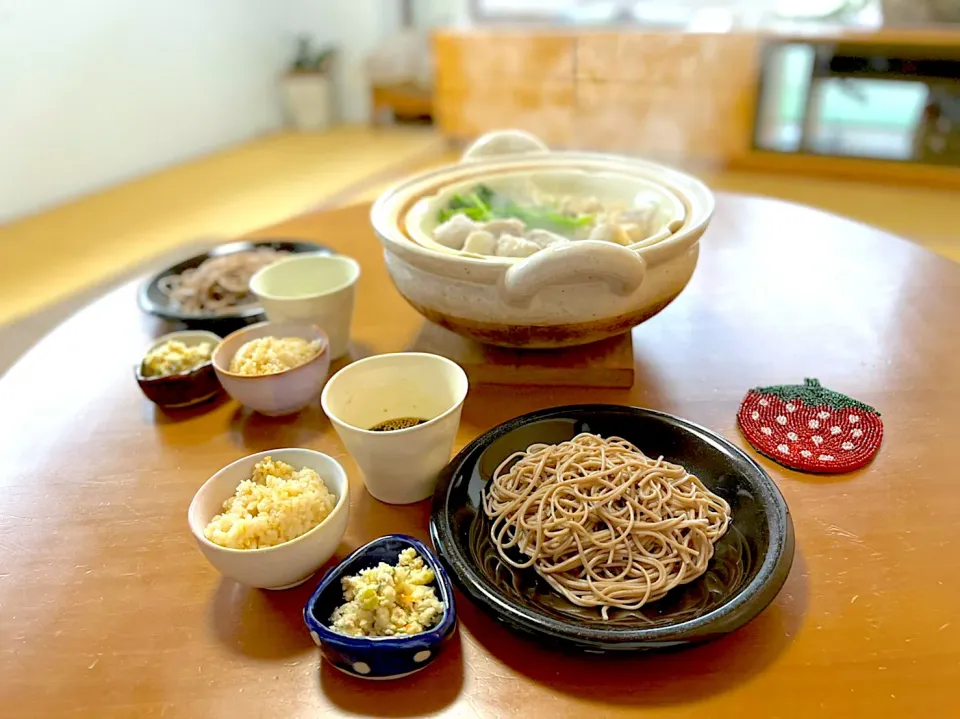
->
2, 196, 959, 718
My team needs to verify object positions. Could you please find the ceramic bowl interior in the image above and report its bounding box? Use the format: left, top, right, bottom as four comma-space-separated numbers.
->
135, 330, 223, 408
188, 448, 350, 589
404, 168, 686, 258
430, 404, 795, 652
136, 330, 220, 379
137, 239, 334, 330
304, 534, 458, 679
320, 352, 469, 433
373, 152, 714, 269
211, 320, 331, 416
212, 320, 329, 376
249, 253, 361, 301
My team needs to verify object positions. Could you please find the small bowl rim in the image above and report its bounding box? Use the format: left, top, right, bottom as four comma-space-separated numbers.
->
320, 352, 469, 436
187, 448, 350, 556
212, 320, 330, 381
303, 533, 457, 647
250, 253, 361, 302
135, 329, 222, 382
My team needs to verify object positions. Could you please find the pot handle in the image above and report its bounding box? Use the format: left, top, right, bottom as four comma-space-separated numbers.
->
461, 130, 550, 163
500, 241, 647, 308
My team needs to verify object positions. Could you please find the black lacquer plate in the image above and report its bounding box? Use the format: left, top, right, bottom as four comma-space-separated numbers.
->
430, 404, 795, 652
138, 239, 333, 333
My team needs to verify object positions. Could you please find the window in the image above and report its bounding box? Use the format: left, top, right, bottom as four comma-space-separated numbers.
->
469, 1, 880, 26
469, 0, 577, 21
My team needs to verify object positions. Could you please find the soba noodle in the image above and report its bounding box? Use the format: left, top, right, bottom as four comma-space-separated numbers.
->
467, 509, 748, 627
483, 433, 731, 618
157, 249, 287, 315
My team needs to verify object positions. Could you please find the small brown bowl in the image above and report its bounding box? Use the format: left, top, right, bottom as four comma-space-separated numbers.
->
136, 330, 223, 409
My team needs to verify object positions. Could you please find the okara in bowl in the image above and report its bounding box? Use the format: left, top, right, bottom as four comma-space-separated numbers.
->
212, 320, 330, 416
430, 404, 795, 652
304, 534, 458, 679
371, 130, 715, 348
188, 448, 350, 590
135, 330, 222, 409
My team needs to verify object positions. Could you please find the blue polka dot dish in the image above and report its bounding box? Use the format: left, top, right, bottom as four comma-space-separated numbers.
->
303, 534, 458, 680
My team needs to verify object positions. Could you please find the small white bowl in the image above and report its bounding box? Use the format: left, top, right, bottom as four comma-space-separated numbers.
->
212, 320, 331, 416
188, 448, 350, 590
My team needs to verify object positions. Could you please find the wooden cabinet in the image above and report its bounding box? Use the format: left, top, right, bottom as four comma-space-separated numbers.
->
576, 31, 758, 86
433, 29, 760, 164
434, 32, 576, 89
575, 81, 754, 161
436, 82, 576, 147
434, 32, 577, 147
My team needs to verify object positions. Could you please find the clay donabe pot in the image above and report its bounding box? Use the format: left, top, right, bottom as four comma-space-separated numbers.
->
371, 130, 714, 349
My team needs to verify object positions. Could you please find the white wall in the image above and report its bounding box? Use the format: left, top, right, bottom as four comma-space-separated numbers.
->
0, 0, 289, 223
0, 0, 457, 223
278, 1, 402, 125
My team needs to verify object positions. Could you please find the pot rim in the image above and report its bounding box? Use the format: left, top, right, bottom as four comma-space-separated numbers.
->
371, 149, 715, 269
404, 166, 688, 256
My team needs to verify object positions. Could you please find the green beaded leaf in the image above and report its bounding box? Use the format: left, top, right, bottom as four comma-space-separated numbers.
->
751, 378, 880, 416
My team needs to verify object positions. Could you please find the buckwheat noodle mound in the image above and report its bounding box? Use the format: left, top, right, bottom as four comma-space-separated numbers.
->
158, 248, 288, 315
483, 433, 732, 618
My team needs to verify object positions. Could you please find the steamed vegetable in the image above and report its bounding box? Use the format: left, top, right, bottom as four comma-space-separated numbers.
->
437, 184, 595, 235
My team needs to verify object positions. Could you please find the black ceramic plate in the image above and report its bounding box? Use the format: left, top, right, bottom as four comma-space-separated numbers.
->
430, 404, 795, 652
137, 240, 333, 332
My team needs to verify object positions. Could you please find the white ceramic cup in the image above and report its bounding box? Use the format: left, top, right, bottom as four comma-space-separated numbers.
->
321, 353, 469, 505
250, 254, 360, 360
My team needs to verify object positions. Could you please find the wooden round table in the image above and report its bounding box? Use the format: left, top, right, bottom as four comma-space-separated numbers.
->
3, 197, 958, 717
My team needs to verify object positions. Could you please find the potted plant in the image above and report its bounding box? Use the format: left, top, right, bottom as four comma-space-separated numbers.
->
282, 37, 336, 131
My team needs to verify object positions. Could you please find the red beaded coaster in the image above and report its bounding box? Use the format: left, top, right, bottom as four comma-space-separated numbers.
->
737, 378, 883, 474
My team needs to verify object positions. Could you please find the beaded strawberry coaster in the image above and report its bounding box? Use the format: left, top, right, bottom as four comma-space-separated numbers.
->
737, 378, 883, 473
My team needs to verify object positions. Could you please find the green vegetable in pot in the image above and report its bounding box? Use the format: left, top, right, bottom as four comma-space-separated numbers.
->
436, 183, 595, 237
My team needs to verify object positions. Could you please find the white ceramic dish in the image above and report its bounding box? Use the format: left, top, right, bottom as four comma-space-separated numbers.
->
320, 352, 468, 505
250, 254, 360, 360
187, 448, 350, 590
370, 130, 715, 348
212, 320, 331, 416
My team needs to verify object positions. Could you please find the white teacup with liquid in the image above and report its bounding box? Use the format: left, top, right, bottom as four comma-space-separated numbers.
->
321, 352, 469, 504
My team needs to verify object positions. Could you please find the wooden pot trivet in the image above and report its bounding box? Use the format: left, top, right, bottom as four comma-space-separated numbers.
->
411, 321, 634, 388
